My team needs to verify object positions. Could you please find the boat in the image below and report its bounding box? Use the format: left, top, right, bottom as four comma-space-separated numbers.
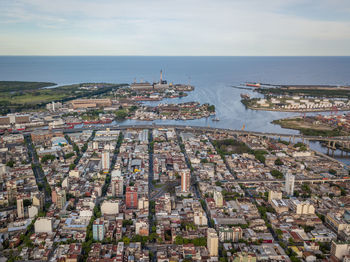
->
66, 122, 82, 126
83, 120, 100, 124
246, 82, 261, 88
240, 93, 250, 99
99, 119, 113, 124
212, 117, 220, 121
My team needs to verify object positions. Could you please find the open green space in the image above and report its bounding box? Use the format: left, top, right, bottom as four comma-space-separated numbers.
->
272, 118, 347, 137
0, 81, 127, 114
257, 87, 350, 98
0, 81, 56, 92
212, 138, 251, 155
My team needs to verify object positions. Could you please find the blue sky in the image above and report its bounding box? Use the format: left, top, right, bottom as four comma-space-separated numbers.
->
0, 0, 349, 55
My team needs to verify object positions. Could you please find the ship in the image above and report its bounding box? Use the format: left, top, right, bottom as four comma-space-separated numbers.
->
246, 82, 261, 88
240, 93, 250, 100
212, 117, 220, 121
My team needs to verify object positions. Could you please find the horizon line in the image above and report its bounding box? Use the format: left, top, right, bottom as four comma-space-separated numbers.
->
0, 55, 350, 57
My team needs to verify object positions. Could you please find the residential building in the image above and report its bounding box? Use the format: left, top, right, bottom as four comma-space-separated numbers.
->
126, 186, 138, 209
214, 190, 223, 207
207, 228, 219, 257
34, 217, 53, 233
93, 218, 105, 241
17, 197, 24, 219
102, 151, 110, 172
285, 172, 295, 196
181, 170, 190, 193
101, 200, 119, 215
268, 191, 282, 203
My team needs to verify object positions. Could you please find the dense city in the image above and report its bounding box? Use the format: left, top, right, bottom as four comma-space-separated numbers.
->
1, 111, 350, 261
1, 76, 350, 262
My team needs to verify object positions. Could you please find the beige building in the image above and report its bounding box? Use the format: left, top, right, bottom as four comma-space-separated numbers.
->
271, 199, 289, 214
35, 217, 53, 233
70, 99, 112, 109
181, 170, 190, 192
268, 191, 282, 203
207, 228, 219, 257
331, 241, 350, 261
102, 151, 110, 172
214, 190, 224, 207
56, 189, 66, 210
32, 192, 44, 210
17, 198, 24, 219
194, 211, 208, 226
101, 200, 120, 215
290, 199, 315, 215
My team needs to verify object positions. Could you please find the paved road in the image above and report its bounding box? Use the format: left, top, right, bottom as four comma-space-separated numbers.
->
24, 134, 52, 204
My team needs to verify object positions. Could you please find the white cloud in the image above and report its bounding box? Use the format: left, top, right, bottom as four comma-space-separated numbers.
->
0, 0, 349, 55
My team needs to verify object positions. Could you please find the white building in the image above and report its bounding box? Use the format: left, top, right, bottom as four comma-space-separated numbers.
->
285, 172, 295, 196
28, 205, 38, 218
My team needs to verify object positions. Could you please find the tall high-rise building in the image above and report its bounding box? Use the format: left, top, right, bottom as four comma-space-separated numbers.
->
102, 151, 110, 172
285, 172, 295, 196
181, 170, 190, 193
207, 228, 219, 257
17, 197, 24, 218
111, 170, 124, 197
125, 186, 138, 209
213, 190, 223, 207
93, 218, 105, 241
32, 192, 44, 210
56, 189, 66, 210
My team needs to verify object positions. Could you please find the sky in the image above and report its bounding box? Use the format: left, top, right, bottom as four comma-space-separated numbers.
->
0, 0, 350, 56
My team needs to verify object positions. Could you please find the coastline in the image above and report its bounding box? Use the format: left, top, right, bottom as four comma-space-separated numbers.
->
244, 105, 350, 113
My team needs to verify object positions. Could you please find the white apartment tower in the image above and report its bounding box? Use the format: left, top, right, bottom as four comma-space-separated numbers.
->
285, 172, 295, 196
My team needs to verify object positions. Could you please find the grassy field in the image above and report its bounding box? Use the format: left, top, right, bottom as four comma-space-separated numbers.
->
0, 81, 127, 114
0, 81, 56, 92
257, 87, 350, 98
272, 117, 347, 136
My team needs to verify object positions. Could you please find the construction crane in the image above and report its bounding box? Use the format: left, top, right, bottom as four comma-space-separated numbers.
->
242, 124, 245, 131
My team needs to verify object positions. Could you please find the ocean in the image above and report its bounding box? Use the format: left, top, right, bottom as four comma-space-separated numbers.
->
1, 56, 350, 162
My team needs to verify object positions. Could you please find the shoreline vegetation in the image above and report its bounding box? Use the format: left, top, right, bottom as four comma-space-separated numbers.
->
257, 85, 350, 99
271, 117, 347, 137
0, 81, 127, 114
240, 83, 350, 112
